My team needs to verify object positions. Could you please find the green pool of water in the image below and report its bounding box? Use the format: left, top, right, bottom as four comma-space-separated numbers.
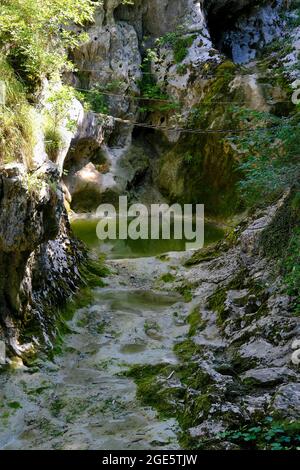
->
71, 218, 224, 259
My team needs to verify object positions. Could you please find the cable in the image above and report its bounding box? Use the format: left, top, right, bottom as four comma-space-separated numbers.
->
74, 86, 291, 105
82, 113, 294, 135
69, 68, 287, 80
74, 87, 176, 103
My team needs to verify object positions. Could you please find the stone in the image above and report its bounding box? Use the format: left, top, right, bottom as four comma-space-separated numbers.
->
189, 419, 225, 439
271, 383, 300, 418
0, 162, 83, 354
241, 367, 297, 386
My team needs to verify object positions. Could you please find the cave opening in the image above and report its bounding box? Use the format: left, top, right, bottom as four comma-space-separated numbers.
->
204, 0, 282, 64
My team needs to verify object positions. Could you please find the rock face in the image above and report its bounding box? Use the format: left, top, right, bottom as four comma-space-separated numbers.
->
204, 0, 283, 63
0, 0, 299, 448
183, 193, 300, 438
134, 193, 299, 448
59, 0, 286, 214
0, 163, 83, 356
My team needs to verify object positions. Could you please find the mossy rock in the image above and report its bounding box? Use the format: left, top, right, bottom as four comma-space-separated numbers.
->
186, 306, 207, 337
185, 242, 222, 266
124, 363, 182, 418
154, 60, 244, 216
160, 273, 176, 283
176, 283, 193, 302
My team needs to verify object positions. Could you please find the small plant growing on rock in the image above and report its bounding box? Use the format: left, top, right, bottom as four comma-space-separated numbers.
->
157, 28, 197, 64
219, 417, 300, 450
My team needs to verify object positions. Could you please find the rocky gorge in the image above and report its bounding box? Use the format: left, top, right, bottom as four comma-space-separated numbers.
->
0, 0, 300, 450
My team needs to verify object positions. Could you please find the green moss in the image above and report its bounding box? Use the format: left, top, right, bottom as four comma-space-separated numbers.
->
186, 307, 207, 337
188, 393, 212, 421
157, 60, 242, 216
283, 227, 300, 315
126, 335, 219, 449
125, 356, 213, 440
144, 320, 160, 335
60, 287, 94, 322
160, 273, 176, 283
48, 255, 109, 359
207, 286, 228, 326
27, 386, 52, 396
206, 269, 256, 326
177, 64, 188, 75
185, 242, 222, 266
173, 339, 203, 363
172, 35, 196, 63
260, 195, 297, 259
96, 322, 106, 334
176, 283, 193, 302
81, 257, 110, 288
157, 31, 196, 64
125, 363, 180, 417
259, 191, 300, 315
50, 398, 65, 418
76, 316, 89, 328
7, 401, 22, 410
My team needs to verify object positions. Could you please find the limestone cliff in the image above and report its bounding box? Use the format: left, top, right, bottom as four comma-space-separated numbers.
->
0, 163, 83, 357
60, 0, 288, 213
0, 0, 299, 450
0, 0, 297, 353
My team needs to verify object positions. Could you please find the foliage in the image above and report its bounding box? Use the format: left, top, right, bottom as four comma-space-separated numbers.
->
0, 57, 35, 165
0, 1, 98, 166
0, 0, 97, 92
160, 273, 175, 283
45, 86, 76, 128
230, 107, 300, 207
22, 171, 53, 202
157, 29, 196, 64
230, 105, 300, 315
138, 58, 179, 113
177, 63, 188, 76
77, 86, 108, 114
44, 126, 63, 162
283, 226, 300, 315
43, 85, 77, 161
187, 61, 237, 127
220, 417, 300, 450
183, 153, 194, 164
286, 3, 300, 27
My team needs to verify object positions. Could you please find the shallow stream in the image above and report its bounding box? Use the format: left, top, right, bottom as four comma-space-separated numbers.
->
0, 219, 223, 449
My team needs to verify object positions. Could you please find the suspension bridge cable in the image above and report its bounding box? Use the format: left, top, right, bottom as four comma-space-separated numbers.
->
74, 87, 291, 105
94, 114, 293, 135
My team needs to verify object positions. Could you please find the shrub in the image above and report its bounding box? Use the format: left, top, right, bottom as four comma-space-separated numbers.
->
230, 108, 300, 207
157, 29, 197, 64
0, 0, 96, 92
44, 126, 62, 162
0, 57, 35, 165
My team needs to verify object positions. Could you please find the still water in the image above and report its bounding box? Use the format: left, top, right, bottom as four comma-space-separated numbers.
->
71, 217, 224, 259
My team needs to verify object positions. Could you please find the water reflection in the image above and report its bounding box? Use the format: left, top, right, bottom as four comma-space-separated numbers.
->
71, 217, 224, 259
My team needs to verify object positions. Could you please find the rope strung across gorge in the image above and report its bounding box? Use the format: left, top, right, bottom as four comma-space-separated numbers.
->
74, 87, 291, 105
70, 68, 285, 79
97, 115, 293, 135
